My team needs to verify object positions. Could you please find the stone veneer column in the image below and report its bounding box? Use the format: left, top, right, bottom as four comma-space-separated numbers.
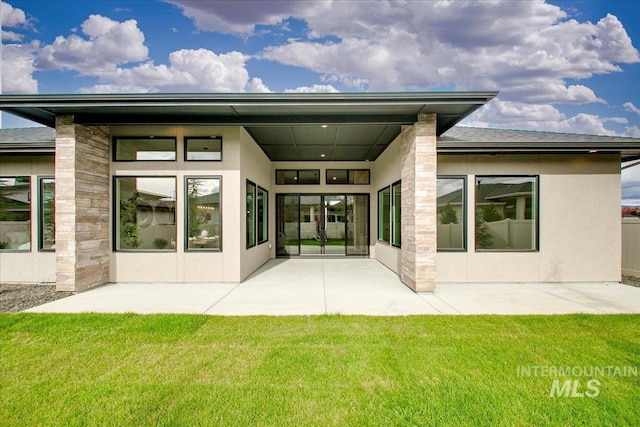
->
55, 116, 110, 292
400, 113, 437, 292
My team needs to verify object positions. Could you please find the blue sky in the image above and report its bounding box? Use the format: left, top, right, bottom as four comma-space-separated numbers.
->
2, 0, 640, 203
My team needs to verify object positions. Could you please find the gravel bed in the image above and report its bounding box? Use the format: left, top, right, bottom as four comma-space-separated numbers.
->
622, 275, 640, 288
0, 284, 74, 313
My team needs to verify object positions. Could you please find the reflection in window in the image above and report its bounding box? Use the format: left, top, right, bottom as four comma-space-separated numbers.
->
392, 181, 401, 247
186, 177, 221, 250
326, 169, 370, 184
437, 177, 466, 251
378, 186, 390, 243
114, 137, 176, 161
115, 177, 176, 250
275, 169, 320, 185
185, 137, 222, 161
246, 181, 256, 248
0, 176, 31, 251
40, 178, 55, 251
475, 176, 538, 251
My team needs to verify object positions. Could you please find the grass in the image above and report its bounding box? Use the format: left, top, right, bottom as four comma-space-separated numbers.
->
1, 314, 639, 426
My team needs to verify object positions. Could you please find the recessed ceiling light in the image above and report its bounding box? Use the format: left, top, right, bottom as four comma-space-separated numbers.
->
320, 153, 326, 158
321, 124, 328, 128
332, 176, 336, 180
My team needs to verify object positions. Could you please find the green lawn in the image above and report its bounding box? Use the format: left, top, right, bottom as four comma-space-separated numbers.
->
1, 314, 638, 426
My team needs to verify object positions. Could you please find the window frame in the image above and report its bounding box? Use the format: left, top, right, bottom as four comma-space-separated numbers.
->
377, 185, 391, 244
474, 175, 539, 252
0, 176, 31, 252
391, 180, 402, 247
257, 186, 268, 244
246, 181, 257, 248
437, 175, 467, 252
325, 169, 371, 185
185, 176, 222, 252
112, 175, 177, 252
113, 136, 177, 162
275, 169, 321, 185
246, 180, 269, 248
184, 136, 223, 162
38, 176, 55, 252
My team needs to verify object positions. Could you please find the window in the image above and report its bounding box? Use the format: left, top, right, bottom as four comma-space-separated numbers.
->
378, 182, 401, 246
276, 169, 320, 185
257, 187, 268, 244
326, 169, 370, 184
114, 137, 176, 161
378, 186, 390, 243
475, 176, 538, 251
0, 176, 31, 251
437, 177, 466, 251
246, 180, 268, 248
186, 177, 221, 250
185, 137, 222, 161
115, 177, 176, 250
392, 181, 401, 247
39, 177, 55, 251
246, 182, 256, 248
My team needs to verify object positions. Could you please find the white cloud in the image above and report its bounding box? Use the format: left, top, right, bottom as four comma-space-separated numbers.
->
164, 0, 323, 35
79, 48, 270, 93
36, 15, 148, 75
1, 1, 27, 28
2, 30, 23, 41
624, 102, 640, 116
462, 98, 630, 136
2, 42, 38, 93
284, 84, 339, 93
622, 125, 640, 138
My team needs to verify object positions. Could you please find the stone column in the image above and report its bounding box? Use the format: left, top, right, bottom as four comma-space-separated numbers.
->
55, 116, 110, 292
400, 113, 437, 292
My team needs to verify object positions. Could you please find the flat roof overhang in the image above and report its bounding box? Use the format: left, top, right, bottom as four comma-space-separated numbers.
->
0, 92, 497, 161
437, 141, 640, 161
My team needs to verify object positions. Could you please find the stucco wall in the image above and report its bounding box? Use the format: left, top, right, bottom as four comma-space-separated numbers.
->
109, 125, 243, 283
373, 134, 402, 274
240, 127, 273, 280
0, 155, 56, 283
437, 154, 622, 283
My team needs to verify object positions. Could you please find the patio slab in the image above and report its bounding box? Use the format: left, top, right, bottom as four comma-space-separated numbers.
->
25, 259, 640, 315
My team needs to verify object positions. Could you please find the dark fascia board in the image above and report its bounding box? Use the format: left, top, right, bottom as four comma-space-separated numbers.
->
437, 140, 640, 161
0, 92, 498, 135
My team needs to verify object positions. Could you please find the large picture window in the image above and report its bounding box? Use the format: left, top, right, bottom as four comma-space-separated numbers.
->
39, 177, 55, 251
0, 176, 31, 251
186, 177, 221, 250
246, 180, 268, 248
115, 177, 176, 251
437, 177, 466, 251
475, 176, 538, 251
114, 137, 176, 161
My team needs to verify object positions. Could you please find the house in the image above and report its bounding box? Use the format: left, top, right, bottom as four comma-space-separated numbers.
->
1, 92, 639, 292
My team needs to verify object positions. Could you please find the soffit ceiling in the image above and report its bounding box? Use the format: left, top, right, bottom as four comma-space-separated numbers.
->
0, 92, 497, 161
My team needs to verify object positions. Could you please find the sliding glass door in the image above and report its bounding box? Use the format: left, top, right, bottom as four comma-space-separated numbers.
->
277, 194, 369, 256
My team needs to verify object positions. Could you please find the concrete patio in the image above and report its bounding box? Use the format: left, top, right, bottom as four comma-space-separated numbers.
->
26, 259, 640, 315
